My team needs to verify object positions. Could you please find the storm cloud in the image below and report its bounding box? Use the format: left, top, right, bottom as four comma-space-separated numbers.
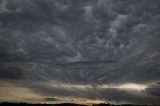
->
0, 0, 160, 105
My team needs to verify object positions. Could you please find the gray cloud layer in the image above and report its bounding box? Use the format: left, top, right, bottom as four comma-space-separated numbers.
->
0, 0, 160, 104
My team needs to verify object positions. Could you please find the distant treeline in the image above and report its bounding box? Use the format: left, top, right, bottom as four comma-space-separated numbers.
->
0, 102, 154, 106
93, 103, 149, 106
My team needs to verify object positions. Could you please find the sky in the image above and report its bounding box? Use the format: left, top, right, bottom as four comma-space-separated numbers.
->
0, 0, 160, 105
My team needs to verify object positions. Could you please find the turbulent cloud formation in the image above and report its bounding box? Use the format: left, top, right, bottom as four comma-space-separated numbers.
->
0, 0, 160, 105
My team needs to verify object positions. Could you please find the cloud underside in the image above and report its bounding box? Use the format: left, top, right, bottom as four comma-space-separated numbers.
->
0, 80, 159, 105
0, 0, 160, 104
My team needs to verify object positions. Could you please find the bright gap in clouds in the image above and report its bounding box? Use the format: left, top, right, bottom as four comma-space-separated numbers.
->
100, 83, 148, 91
117, 83, 147, 91
50, 82, 148, 91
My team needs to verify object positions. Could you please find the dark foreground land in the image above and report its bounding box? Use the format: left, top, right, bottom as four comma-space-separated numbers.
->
0, 102, 158, 106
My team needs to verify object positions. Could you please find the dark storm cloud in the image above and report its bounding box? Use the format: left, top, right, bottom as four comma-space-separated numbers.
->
0, 0, 160, 104
0, 66, 23, 79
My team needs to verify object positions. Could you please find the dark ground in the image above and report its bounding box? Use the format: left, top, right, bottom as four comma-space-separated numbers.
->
0, 102, 157, 106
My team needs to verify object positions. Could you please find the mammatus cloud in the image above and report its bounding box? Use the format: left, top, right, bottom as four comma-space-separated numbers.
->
0, 0, 160, 104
